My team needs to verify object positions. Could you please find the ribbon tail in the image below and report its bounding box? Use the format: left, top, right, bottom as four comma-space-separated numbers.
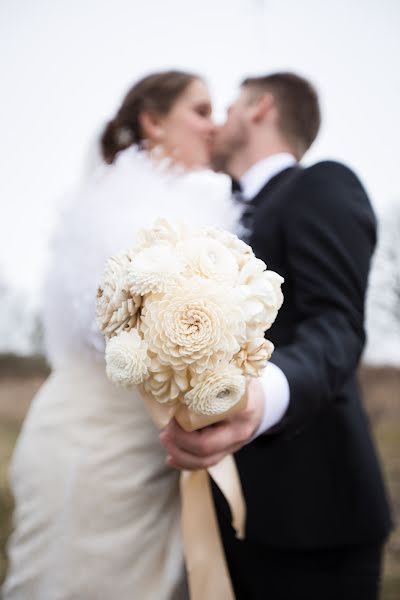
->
180, 469, 235, 600
208, 454, 246, 540
141, 388, 246, 598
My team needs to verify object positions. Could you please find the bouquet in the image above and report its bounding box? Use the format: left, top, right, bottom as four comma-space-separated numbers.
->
96, 218, 284, 429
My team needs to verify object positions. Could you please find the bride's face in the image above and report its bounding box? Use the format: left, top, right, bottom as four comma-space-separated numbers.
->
156, 79, 215, 169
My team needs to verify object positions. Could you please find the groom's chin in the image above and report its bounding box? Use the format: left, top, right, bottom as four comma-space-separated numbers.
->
209, 153, 230, 175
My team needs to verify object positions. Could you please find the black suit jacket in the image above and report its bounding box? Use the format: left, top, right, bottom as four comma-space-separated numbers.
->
216, 161, 392, 549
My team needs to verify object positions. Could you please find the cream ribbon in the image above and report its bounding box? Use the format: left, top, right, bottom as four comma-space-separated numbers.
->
141, 391, 247, 600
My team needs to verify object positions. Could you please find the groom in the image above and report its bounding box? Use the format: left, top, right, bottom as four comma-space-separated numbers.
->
160, 72, 392, 599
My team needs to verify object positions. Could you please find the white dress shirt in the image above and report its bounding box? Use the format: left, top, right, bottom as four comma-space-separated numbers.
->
237, 153, 297, 438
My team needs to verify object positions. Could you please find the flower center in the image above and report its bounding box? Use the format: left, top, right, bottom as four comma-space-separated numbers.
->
183, 310, 202, 334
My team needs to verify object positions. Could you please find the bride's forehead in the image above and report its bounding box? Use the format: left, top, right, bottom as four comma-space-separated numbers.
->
181, 79, 211, 102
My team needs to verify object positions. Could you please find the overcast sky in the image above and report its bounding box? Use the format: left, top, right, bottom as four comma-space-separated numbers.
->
1, 0, 399, 298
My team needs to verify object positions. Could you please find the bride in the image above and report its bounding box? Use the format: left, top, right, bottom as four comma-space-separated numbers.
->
3, 70, 234, 599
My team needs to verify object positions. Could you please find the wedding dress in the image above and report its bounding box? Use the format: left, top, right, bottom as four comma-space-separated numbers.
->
3, 148, 235, 600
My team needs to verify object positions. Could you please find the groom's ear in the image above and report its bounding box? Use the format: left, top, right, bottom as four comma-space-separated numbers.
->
251, 93, 275, 124
139, 111, 165, 142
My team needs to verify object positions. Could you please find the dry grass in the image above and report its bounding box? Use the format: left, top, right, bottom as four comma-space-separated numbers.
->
0, 358, 399, 598
359, 367, 400, 598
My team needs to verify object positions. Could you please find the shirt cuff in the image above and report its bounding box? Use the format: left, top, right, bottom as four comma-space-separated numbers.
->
250, 362, 290, 440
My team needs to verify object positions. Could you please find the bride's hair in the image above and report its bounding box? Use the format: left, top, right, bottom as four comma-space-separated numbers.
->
101, 70, 198, 164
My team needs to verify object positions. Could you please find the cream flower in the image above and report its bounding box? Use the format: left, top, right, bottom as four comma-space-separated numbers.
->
184, 365, 246, 415
238, 256, 267, 285
140, 278, 246, 374
249, 270, 284, 329
143, 356, 190, 403
264, 270, 284, 310
96, 252, 141, 338
238, 257, 283, 310
233, 338, 274, 377
238, 262, 284, 333
126, 243, 184, 295
105, 329, 150, 388
177, 237, 239, 285
135, 218, 192, 251
203, 226, 255, 269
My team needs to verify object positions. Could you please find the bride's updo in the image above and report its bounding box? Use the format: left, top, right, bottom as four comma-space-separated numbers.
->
101, 70, 198, 164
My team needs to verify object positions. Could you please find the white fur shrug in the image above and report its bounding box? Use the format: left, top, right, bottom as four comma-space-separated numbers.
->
43, 147, 237, 368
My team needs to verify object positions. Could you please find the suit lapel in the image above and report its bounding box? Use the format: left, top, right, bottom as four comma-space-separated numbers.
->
237, 166, 302, 243
248, 165, 302, 205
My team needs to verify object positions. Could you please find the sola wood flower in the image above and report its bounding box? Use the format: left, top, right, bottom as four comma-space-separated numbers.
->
126, 243, 184, 295
238, 258, 284, 333
140, 278, 246, 374
233, 338, 274, 377
176, 237, 238, 285
96, 252, 141, 338
184, 365, 246, 415
203, 226, 255, 269
105, 329, 150, 388
135, 218, 192, 251
142, 357, 190, 403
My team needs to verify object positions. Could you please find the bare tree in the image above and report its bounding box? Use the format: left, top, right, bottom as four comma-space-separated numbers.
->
364, 200, 400, 366
0, 271, 43, 356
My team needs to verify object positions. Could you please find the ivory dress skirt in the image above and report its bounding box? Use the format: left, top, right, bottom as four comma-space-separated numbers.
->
3, 359, 186, 600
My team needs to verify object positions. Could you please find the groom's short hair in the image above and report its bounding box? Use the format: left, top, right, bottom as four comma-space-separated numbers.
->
242, 72, 321, 159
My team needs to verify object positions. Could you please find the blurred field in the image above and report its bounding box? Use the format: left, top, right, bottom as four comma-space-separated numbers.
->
359, 366, 400, 598
0, 357, 399, 598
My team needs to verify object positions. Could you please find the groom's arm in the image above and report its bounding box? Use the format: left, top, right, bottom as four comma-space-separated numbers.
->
267, 161, 376, 436
160, 162, 377, 468
249, 363, 289, 438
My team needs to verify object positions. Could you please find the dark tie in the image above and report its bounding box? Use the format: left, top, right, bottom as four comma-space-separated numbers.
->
231, 166, 301, 243
231, 180, 254, 243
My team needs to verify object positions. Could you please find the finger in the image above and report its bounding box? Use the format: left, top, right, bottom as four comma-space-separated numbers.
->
165, 444, 227, 471
162, 429, 246, 471
162, 418, 239, 457
160, 420, 205, 455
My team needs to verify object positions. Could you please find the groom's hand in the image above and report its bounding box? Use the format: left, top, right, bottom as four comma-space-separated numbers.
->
159, 378, 265, 470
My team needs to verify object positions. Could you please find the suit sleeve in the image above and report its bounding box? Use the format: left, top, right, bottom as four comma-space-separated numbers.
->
270, 162, 376, 435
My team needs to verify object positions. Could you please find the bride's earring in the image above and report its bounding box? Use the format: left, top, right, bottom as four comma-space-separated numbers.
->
116, 127, 134, 147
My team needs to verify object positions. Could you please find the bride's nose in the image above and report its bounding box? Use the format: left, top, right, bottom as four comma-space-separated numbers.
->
206, 120, 217, 138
